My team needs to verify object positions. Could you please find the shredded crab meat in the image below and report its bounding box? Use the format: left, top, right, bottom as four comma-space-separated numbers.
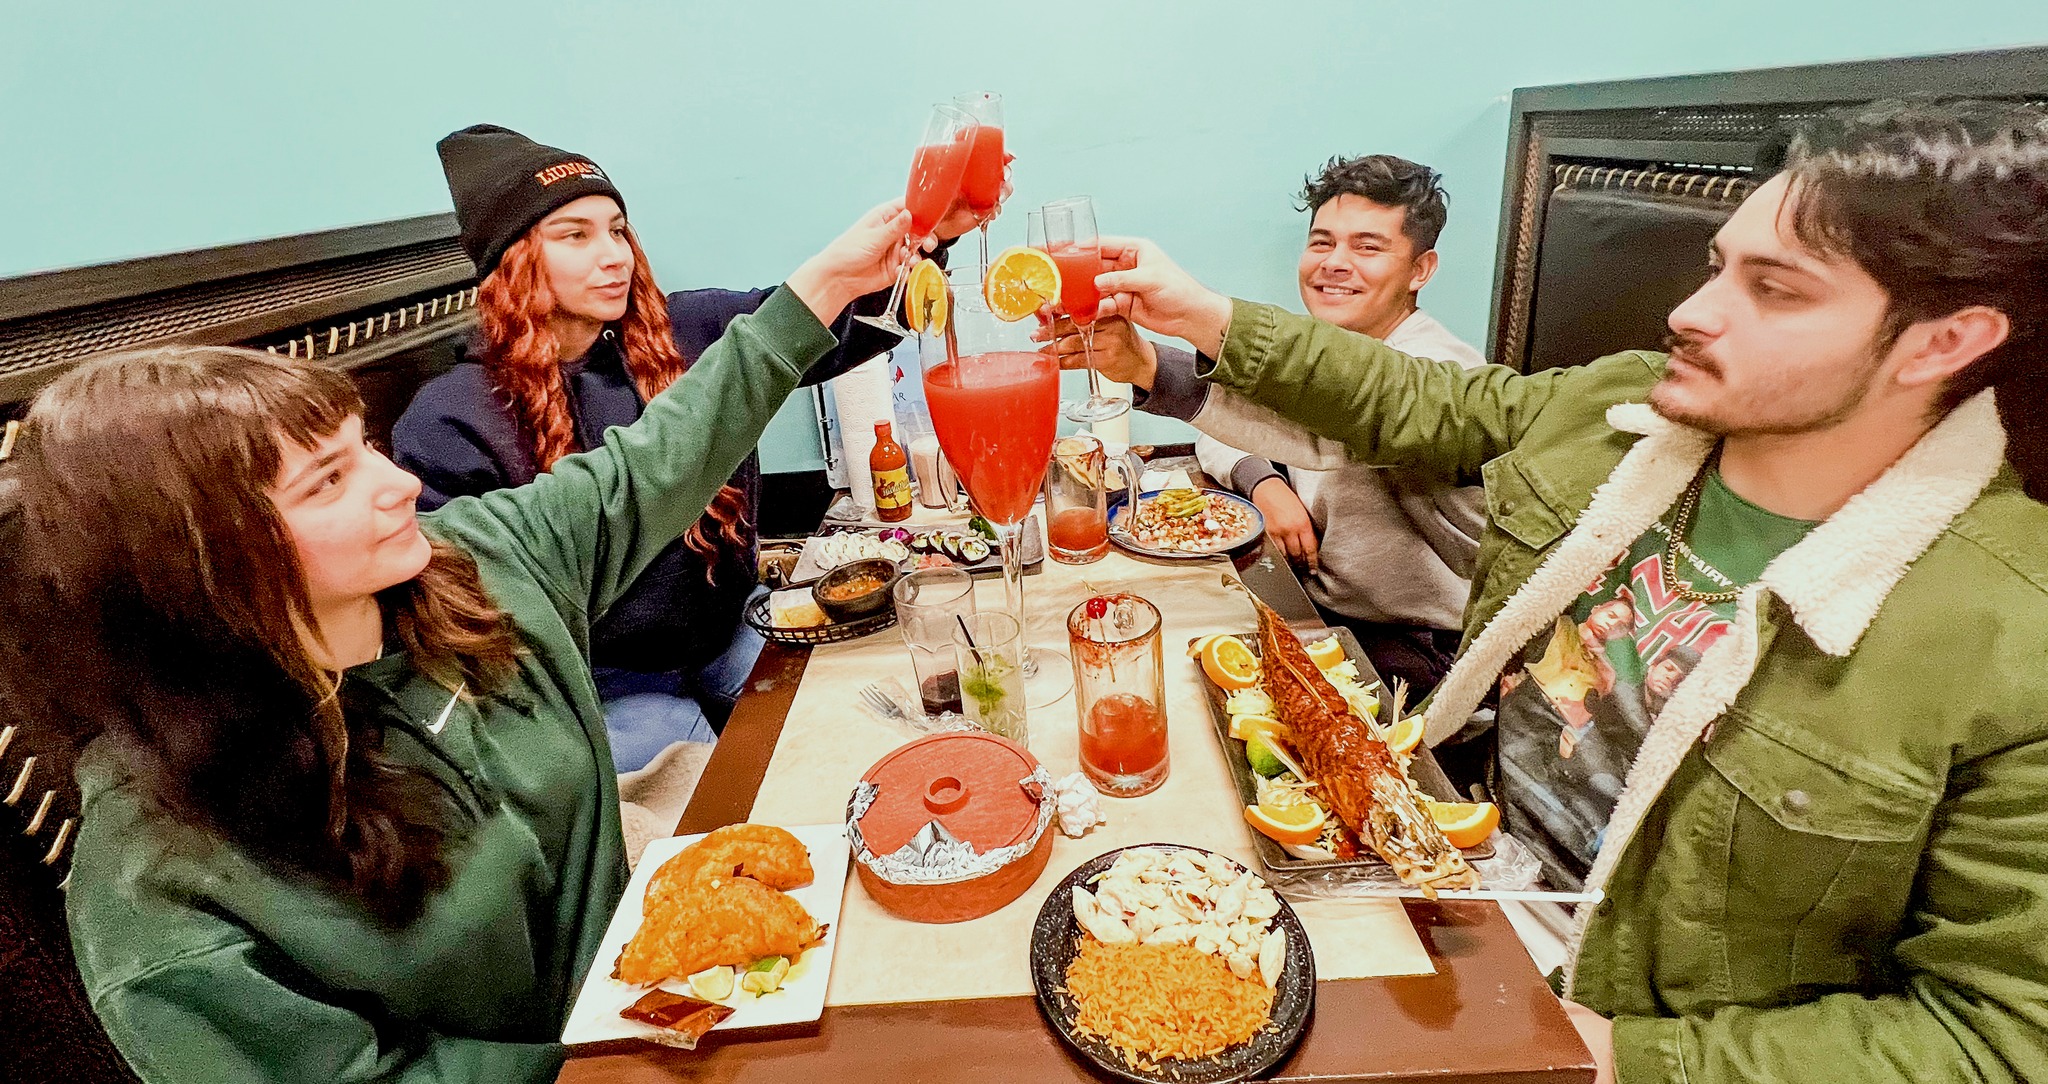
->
1071, 848, 1287, 987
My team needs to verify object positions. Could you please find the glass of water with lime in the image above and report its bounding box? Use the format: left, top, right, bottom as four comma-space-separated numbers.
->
953, 611, 1027, 745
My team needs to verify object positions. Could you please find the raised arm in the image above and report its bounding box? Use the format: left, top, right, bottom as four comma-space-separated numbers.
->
666, 242, 953, 391
1203, 301, 1568, 483
426, 203, 912, 620
1089, 238, 1577, 484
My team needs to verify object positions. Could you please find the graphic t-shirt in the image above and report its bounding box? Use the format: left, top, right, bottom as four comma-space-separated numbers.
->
1495, 469, 1817, 889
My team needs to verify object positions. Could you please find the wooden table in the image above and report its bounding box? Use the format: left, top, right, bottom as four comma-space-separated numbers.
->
561, 540, 1594, 1083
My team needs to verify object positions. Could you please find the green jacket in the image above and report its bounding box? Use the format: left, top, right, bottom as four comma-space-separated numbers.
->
1202, 300, 2048, 1084
65, 287, 837, 1083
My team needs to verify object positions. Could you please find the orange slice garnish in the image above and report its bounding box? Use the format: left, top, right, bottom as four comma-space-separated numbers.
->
1245, 801, 1327, 846
905, 258, 948, 334
1385, 716, 1424, 755
1199, 634, 1261, 691
1304, 636, 1345, 670
982, 246, 1060, 322
1426, 801, 1500, 849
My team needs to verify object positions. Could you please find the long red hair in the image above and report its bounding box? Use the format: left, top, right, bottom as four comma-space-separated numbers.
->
475, 225, 750, 578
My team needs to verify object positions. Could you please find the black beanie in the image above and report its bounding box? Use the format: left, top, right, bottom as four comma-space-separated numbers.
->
436, 124, 627, 277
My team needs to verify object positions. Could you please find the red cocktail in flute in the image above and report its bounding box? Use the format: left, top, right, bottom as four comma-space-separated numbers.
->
918, 264, 1070, 708
1032, 197, 1127, 423
856, 102, 974, 337
951, 92, 1006, 271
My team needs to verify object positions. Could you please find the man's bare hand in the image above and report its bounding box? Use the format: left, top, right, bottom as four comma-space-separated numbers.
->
1094, 237, 1233, 356
1038, 314, 1158, 391
1251, 477, 1318, 573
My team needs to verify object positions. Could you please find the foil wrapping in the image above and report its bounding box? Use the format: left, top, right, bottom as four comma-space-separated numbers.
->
847, 765, 1056, 885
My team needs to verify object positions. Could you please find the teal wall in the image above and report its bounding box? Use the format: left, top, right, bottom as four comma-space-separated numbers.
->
7, 2, 2046, 468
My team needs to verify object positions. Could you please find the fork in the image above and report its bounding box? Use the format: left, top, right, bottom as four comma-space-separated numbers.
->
859, 684, 919, 725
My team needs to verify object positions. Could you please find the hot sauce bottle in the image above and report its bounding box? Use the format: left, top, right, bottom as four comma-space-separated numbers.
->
871, 420, 912, 523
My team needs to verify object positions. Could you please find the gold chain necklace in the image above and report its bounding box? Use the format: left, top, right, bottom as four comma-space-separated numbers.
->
1661, 464, 1743, 605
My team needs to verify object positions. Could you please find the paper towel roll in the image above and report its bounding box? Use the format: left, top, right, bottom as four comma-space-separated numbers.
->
908, 433, 961, 508
1090, 378, 1135, 448
830, 355, 896, 515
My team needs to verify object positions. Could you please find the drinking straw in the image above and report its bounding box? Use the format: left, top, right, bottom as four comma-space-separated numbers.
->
956, 613, 986, 668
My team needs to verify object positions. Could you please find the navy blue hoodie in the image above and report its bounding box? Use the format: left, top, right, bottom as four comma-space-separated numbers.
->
392, 283, 904, 687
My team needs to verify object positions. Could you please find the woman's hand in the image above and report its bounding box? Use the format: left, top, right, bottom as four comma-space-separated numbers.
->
1038, 314, 1159, 390
788, 201, 917, 324
1094, 237, 1233, 357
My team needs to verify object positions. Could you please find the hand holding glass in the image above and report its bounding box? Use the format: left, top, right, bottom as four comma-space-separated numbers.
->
855, 102, 974, 336
1032, 197, 1127, 422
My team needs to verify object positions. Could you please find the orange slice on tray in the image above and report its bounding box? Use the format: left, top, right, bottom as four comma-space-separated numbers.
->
1304, 636, 1345, 670
1426, 801, 1500, 849
904, 258, 949, 334
1384, 715, 1424, 755
982, 246, 1060, 322
1245, 801, 1326, 846
1199, 634, 1261, 690
1228, 713, 1289, 744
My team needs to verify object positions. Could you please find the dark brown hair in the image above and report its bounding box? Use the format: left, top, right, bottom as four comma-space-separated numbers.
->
1772, 99, 2048, 468
0, 346, 521, 925
1298, 153, 1450, 251
476, 223, 749, 580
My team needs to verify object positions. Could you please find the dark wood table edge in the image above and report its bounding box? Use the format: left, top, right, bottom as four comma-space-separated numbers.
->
563, 538, 1595, 1084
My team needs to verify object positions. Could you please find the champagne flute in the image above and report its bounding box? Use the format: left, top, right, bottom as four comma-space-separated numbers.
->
855, 102, 974, 336
1036, 196, 1128, 422
951, 92, 1005, 273
919, 264, 1072, 708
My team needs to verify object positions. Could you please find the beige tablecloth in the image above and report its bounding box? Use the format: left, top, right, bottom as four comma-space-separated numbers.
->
747, 518, 1432, 1006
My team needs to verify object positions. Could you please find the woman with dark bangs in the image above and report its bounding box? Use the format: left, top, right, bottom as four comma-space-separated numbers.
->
394, 125, 979, 772
0, 199, 914, 1082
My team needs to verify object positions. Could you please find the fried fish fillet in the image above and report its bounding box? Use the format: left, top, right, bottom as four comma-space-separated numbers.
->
617, 873, 823, 985
645, 823, 815, 905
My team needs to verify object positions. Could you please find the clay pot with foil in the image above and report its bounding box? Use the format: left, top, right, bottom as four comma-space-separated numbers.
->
847, 731, 1057, 923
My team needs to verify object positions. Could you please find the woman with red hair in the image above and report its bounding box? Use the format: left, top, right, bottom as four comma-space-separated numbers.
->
396, 125, 973, 772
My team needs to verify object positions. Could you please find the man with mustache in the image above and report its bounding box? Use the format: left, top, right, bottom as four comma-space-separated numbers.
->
1058, 100, 2048, 1084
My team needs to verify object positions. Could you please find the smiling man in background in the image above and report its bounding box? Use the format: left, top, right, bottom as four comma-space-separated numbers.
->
1181, 154, 1489, 698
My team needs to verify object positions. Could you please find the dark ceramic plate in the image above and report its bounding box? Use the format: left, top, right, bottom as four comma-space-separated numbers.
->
1029, 843, 1316, 1084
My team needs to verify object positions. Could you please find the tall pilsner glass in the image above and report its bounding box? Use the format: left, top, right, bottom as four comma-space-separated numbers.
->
918, 265, 1071, 706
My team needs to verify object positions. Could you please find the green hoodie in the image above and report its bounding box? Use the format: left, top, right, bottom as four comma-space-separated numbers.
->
64, 287, 836, 1083
1200, 300, 2048, 1084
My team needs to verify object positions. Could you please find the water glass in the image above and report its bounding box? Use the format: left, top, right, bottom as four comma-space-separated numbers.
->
892, 567, 978, 717
954, 610, 1028, 745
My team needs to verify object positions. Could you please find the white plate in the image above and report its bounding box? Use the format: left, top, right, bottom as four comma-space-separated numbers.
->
560, 822, 850, 1047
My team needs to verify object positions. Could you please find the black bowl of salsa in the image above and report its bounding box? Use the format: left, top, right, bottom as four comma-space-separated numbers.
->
812, 557, 901, 623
